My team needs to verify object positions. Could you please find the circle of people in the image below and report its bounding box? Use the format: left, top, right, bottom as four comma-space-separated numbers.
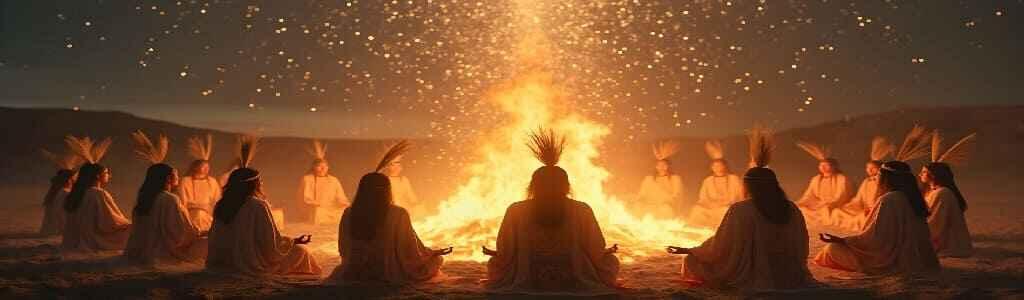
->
36, 124, 972, 294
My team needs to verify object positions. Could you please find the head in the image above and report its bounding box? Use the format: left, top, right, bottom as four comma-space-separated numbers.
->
213, 168, 264, 224
742, 167, 792, 224
188, 159, 211, 178
311, 159, 329, 177
879, 161, 929, 218
50, 169, 75, 189
349, 172, 394, 241
134, 164, 178, 217
818, 158, 841, 176
527, 166, 572, 227
385, 160, 403, 176
655, 159, 672, 176
710, 159, 731, 176
922, 162, 968, 212
865, 160, 883, 178
64, 163, 108, 212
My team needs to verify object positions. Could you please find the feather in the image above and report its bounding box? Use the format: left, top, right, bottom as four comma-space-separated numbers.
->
307, 140, 328, 160
91, 137, 112, 163
895, 125, 930, 162
652, 140, 680, 161
130, 130, 169, 164
375, 140, 411, 172
64, 135, 111, 164
527, 128, 565, 167
704, 140, 725, 160
930, 130, 943, 163
870, 136, 894, 161
236, 134, 260, 168
40, 149, 82, 170
937, 133, 977, 165
747, 125, 775, 168
187, 133, 213, 161
796, 141, 830, 161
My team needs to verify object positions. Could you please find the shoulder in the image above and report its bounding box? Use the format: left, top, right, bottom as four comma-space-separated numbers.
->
246, 197, 272, 210
158, 191, 180, 202
87, 187, 109, 197
670, 175, 682, 181
728, 174, 741, 181
301, 174, 314, 181
569, 200, 595, 213
642, 175, 654, 181
728, 199, 756, 211
810, 175, 822, 181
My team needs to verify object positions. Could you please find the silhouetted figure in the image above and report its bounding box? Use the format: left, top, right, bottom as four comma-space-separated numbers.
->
62, 135, 132, 254
39, 147, 81, 236
920, 131, 975, 257
688, 140, 743, 228
296, 140, 348, 225
178, 134, 221, 231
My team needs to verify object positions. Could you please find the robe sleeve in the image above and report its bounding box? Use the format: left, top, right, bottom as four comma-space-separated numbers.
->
636, 177, 653, 202
798, 177, 820, 206
488, 204, 520, 282
333, 177, 348, 206
160, 194, 202, 249
845, 194, 902, 267
393, 208, 442, 280
832, 175, 854, 206
404, 178, 419, 206
687, 203, 751, 279
210, 178, 222, 207
299, 176, 317, 205
94, 190, 131, 233
578, 203, 619, 285
926, 189, 956, 245
253, 200, 295, 263
670, 175, 683, 199
177, 178, 194, 207
697, 177, 712, 205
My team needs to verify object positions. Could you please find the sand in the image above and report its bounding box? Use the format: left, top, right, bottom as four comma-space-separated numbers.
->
1, 184, 1021, 299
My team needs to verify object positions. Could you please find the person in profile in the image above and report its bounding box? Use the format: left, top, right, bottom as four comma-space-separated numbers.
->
206, 135, 321, 275
688, 140, 743, 228
483, 129, 620, 296
62, 136, 132, 254
38, 146, 82, 236
123, 131, 207, 265
921, 131, 975, 257
177, 133, 221, 231
327, 140, 451, 285
795, 141, 853, 226
296, 140, 348, 225
815, 125, 940, 275
634, 140, 683, 219
667, 125, 816, 290
830, 136, 893, 231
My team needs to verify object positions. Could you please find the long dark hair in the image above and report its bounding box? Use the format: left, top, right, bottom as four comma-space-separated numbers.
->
44, 169, 75, 206
134, 164, 175, 217
187, 159, 210, 177
213, 168, 263, 224
879, 161, 929, 218
65, 163, 106, 212
743, 167, 792, 224
924, 163, 968, 212
349, 173, 393, 241
527, 166, 571, 228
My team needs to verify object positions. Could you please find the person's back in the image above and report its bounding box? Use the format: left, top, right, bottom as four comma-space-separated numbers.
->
486, 200, 619, 296
329, 205, 442, 284
124, 191, 206, 265
207, 196, 321, 275
62, 187, 132, 253
926, 187, 973, 257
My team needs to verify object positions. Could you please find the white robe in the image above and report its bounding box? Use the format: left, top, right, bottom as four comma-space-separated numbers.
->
327, 205, 443, 284
177, 176, 221, 231
635, 175, 683, 219
688, 174, 742, 227
682, 200, 816, 290
797, 174, 853, 226
814, 191, 940, 275
206, 196, 321, 275
40, 189, 69, 235
925, 187, 973, 257
61, 187, 132, 253
389, 176, 422, 219
123, 191, 207, 265
297, 174, 348, 225
829, 177, 881, 231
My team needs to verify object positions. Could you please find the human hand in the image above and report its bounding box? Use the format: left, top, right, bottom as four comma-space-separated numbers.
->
819, 233, 845, 244
481, 246, 497, 256
294, 234, 313, 245
606, 244, 619, 254
666, 246, 690, 255
433, 247, 454, 256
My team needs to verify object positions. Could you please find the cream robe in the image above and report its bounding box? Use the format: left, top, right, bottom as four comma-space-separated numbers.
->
486, 200, 620, 296
327, 205, 443, 284
814, 191, 940, 275
297, 174, 348, 225
830, 177, 881, 231
798, 174, 853, 225
925, 187, 973, 257
688, 174, 742, 227
124, 191, 207, 264
635, 175, 683, 219
682, 200, 815, 290
61, 187, 132, 253
40, 189, 69, 235
389, 176, 422, 219
177, 176, 221, 231
206, 197, 322, 275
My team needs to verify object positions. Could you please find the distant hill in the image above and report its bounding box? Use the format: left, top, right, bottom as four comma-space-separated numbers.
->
2, 105, 1022, 220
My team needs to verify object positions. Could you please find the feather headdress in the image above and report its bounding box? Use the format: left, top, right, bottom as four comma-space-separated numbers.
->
704, 140, 725, 160
64, 135, 112, 164
651, 140, 680, 161
41, 149, 83, 171
235, 134, 260, 168
130, 130, 169, 164
528, 128, 566, 167
894, 124, 931, 162
307, 139, 328, 161
931, 130, 977, 166
375, 140, 411, 173
796, 141, 831, 162
187, 133, 213, 161
870, 136, 894, 162
747, 125, 775, 168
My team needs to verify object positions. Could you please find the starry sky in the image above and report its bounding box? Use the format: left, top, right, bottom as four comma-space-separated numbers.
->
0, 0, 1021, 140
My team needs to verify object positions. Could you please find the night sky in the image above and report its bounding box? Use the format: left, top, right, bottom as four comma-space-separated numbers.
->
1, 0, 1021, 140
